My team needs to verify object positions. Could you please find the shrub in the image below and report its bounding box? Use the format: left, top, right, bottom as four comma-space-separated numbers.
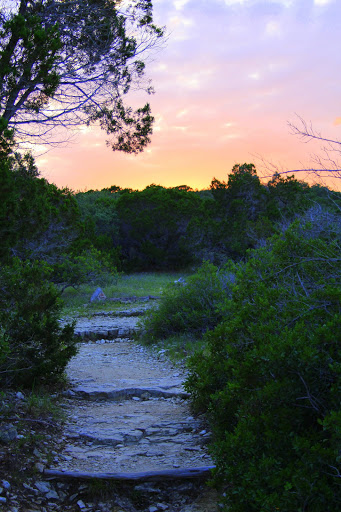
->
186, 219, 341, 511
0, 259, 77, 388
140, 261, 235, 343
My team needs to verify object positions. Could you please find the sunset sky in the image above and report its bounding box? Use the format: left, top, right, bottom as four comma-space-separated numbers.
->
37, 0, 341, 192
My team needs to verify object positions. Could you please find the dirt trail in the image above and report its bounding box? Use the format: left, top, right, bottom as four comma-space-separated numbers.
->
48, 307, 218, 511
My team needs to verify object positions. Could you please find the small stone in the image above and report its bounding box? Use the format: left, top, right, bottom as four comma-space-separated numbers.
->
0, 425, 17, 444
64, 390, 76, 397
16, 391, 25, 400
157, 504, 169, 511
46, 490, 59, 500
199, 429, 207, 435
77, 500, 86, 509
23, 483, 35, 491
33, 448, 41, 457
35, 481, 51, 493
2, 480, 10, 490
149, 507, 158, 512
0, 497, 7, 504
132, 396, 141, 401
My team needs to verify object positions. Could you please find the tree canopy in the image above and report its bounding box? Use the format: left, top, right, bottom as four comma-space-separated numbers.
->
0, 0, 164, 152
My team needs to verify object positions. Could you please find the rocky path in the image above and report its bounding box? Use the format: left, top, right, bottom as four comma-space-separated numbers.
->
46, 307, 218, 511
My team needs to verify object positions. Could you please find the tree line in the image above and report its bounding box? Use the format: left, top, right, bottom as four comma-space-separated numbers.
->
75, 163, 339, 270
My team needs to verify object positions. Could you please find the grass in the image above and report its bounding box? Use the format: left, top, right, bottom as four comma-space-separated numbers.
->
0, 388, 64, 422
61, 271, 189, 316
139, 332, 206, 363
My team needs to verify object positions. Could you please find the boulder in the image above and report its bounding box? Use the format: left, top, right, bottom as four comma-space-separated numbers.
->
90, 288, 106, 302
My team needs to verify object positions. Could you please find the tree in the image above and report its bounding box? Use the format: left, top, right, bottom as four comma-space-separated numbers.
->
0, 0, 164, 152
288, 116, 341, 182
209, 164, 270, 259
116, 185, 204, 270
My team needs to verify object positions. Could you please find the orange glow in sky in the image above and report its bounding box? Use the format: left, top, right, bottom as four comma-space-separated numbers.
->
37, 0, 341, 192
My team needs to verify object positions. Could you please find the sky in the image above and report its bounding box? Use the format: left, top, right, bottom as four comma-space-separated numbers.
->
37, 0, 341, 191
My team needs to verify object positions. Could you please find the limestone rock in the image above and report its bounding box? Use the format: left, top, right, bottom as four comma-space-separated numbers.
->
0, 425, 17, 444
90, 288, 106, 302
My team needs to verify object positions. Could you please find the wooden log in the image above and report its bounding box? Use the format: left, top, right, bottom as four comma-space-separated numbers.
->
44, 466, 215, 482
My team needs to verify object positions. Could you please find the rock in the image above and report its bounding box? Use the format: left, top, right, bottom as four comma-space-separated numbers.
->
90, 288, 106, 302
16, 391, 25, 400
157, 504, 169, 511
23, 483, 35, 491
124, 430, 143, 443
77, 500, 86, 509
34, 481, 51, 493
46, 490, 59, 500
149, 507, 158, 512
134, 483, 159, 493
174, 277, 186, 286
0, 497, 6, 504
0, 425, 17, 444
2, 480, 10, 490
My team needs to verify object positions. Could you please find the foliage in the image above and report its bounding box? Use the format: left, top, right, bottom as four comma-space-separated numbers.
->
116, 185, 205, 270
51, 246, 117, 292
0, 150, 117, 289
140, 261, 234, 343
0, 258, 77, 388
0, 150, 78, 263
75, 187, 122, 269
0, 0, 163, 151
0, 148, 116, 388
186, 217, 341, 511
74, 165, 341, 271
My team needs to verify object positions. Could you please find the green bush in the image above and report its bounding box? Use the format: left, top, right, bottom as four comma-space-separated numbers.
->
140, 261, 234, 343
186, 219, 341, 511
51, 246, 118, 292
0, 259, 77, 388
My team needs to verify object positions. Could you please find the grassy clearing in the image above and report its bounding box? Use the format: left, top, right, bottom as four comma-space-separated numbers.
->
61, 271, 188, 316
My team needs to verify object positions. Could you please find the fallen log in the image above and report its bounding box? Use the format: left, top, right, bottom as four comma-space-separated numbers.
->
44, 466, 215, 482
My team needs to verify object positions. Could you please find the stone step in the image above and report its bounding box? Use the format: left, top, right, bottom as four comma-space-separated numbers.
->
91, 309, 148, 317
72, 316, 141, 341
52, 399, 212, 475
64, 386, 190, 401
74, 328, 137, 341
